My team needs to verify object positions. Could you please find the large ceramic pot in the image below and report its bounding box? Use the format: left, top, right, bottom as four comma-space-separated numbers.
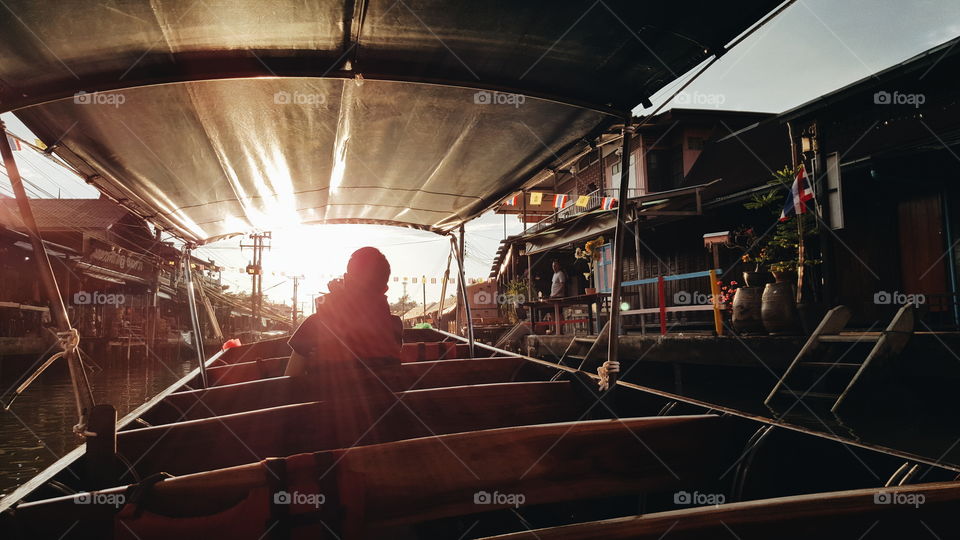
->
771, 270, 798, 283
731, 286, 765, 334
761, 281, 801, 334
742, 271, 773, 288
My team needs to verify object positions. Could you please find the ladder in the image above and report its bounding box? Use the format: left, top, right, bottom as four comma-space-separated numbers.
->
764, 304, 914, 413
551, 321, 611, 381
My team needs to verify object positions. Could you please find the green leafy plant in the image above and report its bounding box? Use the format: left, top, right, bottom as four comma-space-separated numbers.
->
501, 279, 530, 323
744, 166, 822, 273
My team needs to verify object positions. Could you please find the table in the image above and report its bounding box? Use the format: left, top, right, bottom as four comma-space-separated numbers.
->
522, 293, 604, 335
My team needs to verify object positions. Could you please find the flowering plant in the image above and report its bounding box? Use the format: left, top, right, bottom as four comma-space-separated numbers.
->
710, 280, 739, 305
575, 236, 605, 280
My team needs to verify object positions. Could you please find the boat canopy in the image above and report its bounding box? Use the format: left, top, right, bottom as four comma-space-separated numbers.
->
0, 0, 784, 242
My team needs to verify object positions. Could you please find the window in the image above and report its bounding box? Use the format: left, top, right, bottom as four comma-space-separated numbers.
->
825, 153, 844, 229
609, 152, 639, 195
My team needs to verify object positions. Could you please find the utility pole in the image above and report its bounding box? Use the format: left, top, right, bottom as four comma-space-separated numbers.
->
422, 275, 427, 318
241, 231, 271, 331
291, 275, 304, 326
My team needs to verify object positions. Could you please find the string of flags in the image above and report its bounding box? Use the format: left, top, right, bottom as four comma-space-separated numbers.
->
211, 263, 488, 285
5, 133, 22, 151
502, 192, 617, 210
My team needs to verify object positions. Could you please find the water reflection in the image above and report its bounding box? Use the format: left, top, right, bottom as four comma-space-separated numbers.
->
0, 346, 195, 498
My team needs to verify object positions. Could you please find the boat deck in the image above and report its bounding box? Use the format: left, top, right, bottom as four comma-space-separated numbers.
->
1, 330, 957, 539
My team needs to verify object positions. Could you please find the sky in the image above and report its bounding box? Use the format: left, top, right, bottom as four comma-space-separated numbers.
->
2, 0, 960, 307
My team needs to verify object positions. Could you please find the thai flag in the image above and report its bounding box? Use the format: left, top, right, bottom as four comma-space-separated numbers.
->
503, 193, 519, 206
601, 197, 618, 210
553, 194, 568, 208
779, 164, 815, 222
5, 133, 21, 151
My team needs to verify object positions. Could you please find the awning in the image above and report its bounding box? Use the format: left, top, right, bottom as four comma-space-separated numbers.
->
524, 210, 617, 256
523, 182, 716, 255
0, 1, 785, 242
81, 271, 126, 285
74, 262, 149, 285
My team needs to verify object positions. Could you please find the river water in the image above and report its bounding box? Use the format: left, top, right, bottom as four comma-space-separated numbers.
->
0, 346, 195, 499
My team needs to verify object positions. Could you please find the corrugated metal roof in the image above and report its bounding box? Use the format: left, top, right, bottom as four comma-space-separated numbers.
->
0, 197, 131, 230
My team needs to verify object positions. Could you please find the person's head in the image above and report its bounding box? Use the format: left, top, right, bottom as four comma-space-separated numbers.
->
344, 247, 391, 293
552, 260, 561, 272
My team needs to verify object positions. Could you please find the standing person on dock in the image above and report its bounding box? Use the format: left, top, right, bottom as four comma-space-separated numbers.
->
284, 247, 403, 376
550, 260, 567, 298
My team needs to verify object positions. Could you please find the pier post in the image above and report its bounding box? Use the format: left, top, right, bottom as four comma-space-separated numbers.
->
84, 404, 117, 489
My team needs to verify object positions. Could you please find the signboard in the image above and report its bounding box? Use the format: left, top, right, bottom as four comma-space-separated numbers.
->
85, 240, 152, 281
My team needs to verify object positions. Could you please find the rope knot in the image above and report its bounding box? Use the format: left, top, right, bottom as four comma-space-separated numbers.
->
57, 328, 80, 354
597, 360, 620, 391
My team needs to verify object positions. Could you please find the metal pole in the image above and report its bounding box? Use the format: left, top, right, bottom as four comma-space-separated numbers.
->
291, 275, 300, 326
437, 249, 452, 330
453, 226, 475, 357
183, 246, 208, 388
605, 116, 634, 389
1, 121, 94, 429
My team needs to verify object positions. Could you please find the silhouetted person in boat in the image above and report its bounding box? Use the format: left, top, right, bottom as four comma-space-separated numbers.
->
285, 247, 403, 376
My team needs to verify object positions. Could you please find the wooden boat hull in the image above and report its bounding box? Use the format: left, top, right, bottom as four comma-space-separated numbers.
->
12, 415, 740, 538
481, 482, 960, 539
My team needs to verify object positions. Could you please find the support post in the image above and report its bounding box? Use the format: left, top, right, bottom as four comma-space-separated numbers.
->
657, 275, 667, 335
145, 228, 162, 348
183, 246, 208, 387
85, 404, 117, 489
605, 117, 634, 387
452, 227, 475, 358
291, 275, 301, 326
1, 121, 95, 431
709, 269, 723, 336
634, 218, 646, 336
437, 249, 452, 331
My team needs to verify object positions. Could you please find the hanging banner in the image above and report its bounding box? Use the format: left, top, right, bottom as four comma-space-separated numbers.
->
529, 192, 543, 205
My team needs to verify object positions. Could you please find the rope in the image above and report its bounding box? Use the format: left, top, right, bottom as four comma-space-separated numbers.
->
597, 360, 620, 391
3, 328, 81, 411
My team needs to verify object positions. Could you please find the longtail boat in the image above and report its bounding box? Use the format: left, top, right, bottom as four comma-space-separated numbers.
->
1, 2, 957, 538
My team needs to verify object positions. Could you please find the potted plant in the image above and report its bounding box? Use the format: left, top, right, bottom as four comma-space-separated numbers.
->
744, 166, 822, 335
501, 279, 530, 323
575, 236, 605, 295
727, 226, 772, 287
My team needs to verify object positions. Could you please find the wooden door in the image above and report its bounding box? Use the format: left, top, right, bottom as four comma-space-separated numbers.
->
898, 192, 947, 310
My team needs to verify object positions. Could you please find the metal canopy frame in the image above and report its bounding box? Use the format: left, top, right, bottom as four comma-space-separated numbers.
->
1, 62, 628, 118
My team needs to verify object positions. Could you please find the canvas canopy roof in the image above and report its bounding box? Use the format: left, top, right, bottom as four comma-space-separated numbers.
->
0, 0, 784, 242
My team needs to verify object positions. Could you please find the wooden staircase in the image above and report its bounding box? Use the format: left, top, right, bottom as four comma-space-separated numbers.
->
764, 305, 915, 413
550, 322, 610, 381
